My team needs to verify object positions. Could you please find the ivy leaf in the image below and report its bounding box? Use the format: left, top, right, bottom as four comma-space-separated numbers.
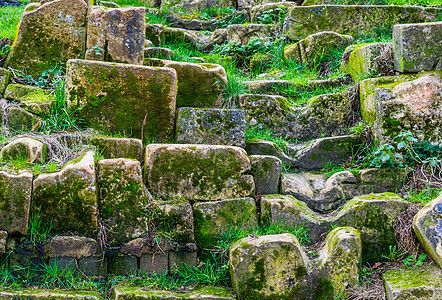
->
397, 141, 407, 150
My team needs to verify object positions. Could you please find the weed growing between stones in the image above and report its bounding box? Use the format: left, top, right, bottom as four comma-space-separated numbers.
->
245, 125, 291, 153
218, 67, 247, 109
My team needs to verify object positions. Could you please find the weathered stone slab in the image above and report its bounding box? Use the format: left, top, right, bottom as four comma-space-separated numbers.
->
65, 59, 177, 141
0, 137, 46, 163
340, 43, 394, 82
144, 144, 254, 201
85, 6, 145, 65
4, 0, 88, 78
176, 107, 246, 148
144, 47, 175, 60
383, 265, 442, 300
78, 256, 108, 277
360, 72, 442, 144
112, 286, 236, 300
90, 137, 143, 162
193, 198, 257, 250
108, 254, 138, 276
393, 22, 442, 73
4, 84, 52, 114
44, 235, 100, 258
284, 31, 354, 65
250, 155, 282, 195
227, 24, 273, 46
0, 290, 102, 299
155, 200, 195, 244
140, 252, 168, 275
33, 151, 98, 236
7, 106, 43, 132
261, 194, 328, 241
229, 233, 309, 299
98, 158, 152, 245
334, 193, 409, 261
317, 227, 362, 299
145, 59, 226, 108
283, 5, 441, 41
169, 250, 197, 272
413, 193, 442, 268
0, 68, 11, 96
0, 172, 32, 235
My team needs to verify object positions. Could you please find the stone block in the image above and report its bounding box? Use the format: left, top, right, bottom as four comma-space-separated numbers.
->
168, 251, 197, 272
78, 256, 108, 277
4, 84, 53, 115
108, 254, 138, 276
140, 253, 168, 275
44, 236, 100, 258
155, 200, 195, 244
65, 59, 177, 141
0, 67, 11, 96
227, 24, 272, 46
250, 155, 282, 195
90, 137, 143, 162
176, 107, 246, 148
112, 286, 236, 299
7, 106, 43, 132
0, 137, 46, 163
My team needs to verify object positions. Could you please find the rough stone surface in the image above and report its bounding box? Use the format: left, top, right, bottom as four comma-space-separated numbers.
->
250, 155, 282, 195
0, 137, 46, 163
193, 198, 257, 250
4, 0, 88, 78
145, 144, 254, 201
0, 68, 11, 96
393, 22, 442, 73
144, 47, 175, 60
33, 151, 98, 236
90, 137, 143, 162
239, 91, 353, 141
85, 6, 145, 65
145, 59, 226, 108
0, 290, 102, 299
169, 251, 197, 272
227, 24, 273, 46
284, 31, 354, 65
112, 286, 236, 300
283, 5, 441, 41
140, 252, 169, 275
334, 193, 409, 261
360, 72, 442, 144
44, 236, 100, 258
340, 43, 394, 82
413, 193, 442, 268
98, 158, 152, 245
281, 168, 409, 212
65, 59, 177, 141
108, 254, 138, 276
4, 84, 52, 115
156, 200, 195, 244
7, 106, 43, 132
176, 107, 246, 148
0, 172, 32, 235
229, 233, 309, 299
382, 265, 442, 300
317, 227, 362, 298
0, 231, 7, 254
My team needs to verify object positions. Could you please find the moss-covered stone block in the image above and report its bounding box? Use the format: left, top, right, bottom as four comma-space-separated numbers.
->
413, 193, 442, 268
145, 59, 226, 108
90, 137, 143, 162
4, 0, 88, 79
65, 59, 177, 141
0, 289, 103, 299
226, 24, 272, 46
360, 72, 442, 144
382, 265, 442, 300
283, 5, 441, 41
340, 42, 394, 82
334, 193, 409, 261
229, 233, 309, 300
0, 137, 46, 163
4, 84, 53, 115
98, 158, 152, 246
85, 6, 145, 65
284, 31, 354, 65
33, 151, 98, 236
44, 235, 100, 259
145, 144, 254, 201
7, 106, 43, 132
108, 253, 138, 276
155, 199, 195, 244
250, 155, 282, 195
140, 252, 168, 275
176, 107, 246, 148
168, 251, 197, 272
111, 286, 236, 300
193, 198, 257, 250
0, 171, 32, 235
144, 47, 175, 60
78, 256, 108, 277
316, 227, 362, 298
0, 67, 11, 96
261, 194, 328, 241
393, 22, 442, 73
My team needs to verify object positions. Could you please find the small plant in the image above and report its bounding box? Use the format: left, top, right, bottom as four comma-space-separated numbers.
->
381, 245, 407, 262
28, 207, 52, 244
257, 5, 288, 24
218, 67, 247, 109
37, 65, 64, 88
403, 253, 426, 266
245, 124, 290, 153
88, 45, 104, 56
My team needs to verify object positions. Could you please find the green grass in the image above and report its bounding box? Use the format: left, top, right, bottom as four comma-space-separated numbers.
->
218, 66, 248, 109
112, 0, 150, 7
405, 187, 441, 205
245, 125, 291, 153
324, 0, 441, 5
0, 6, 24, 40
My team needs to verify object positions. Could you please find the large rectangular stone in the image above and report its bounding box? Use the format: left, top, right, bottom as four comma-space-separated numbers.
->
283, 5, 441, 41
393, 22, 442, 73
65, 59, 177, 141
